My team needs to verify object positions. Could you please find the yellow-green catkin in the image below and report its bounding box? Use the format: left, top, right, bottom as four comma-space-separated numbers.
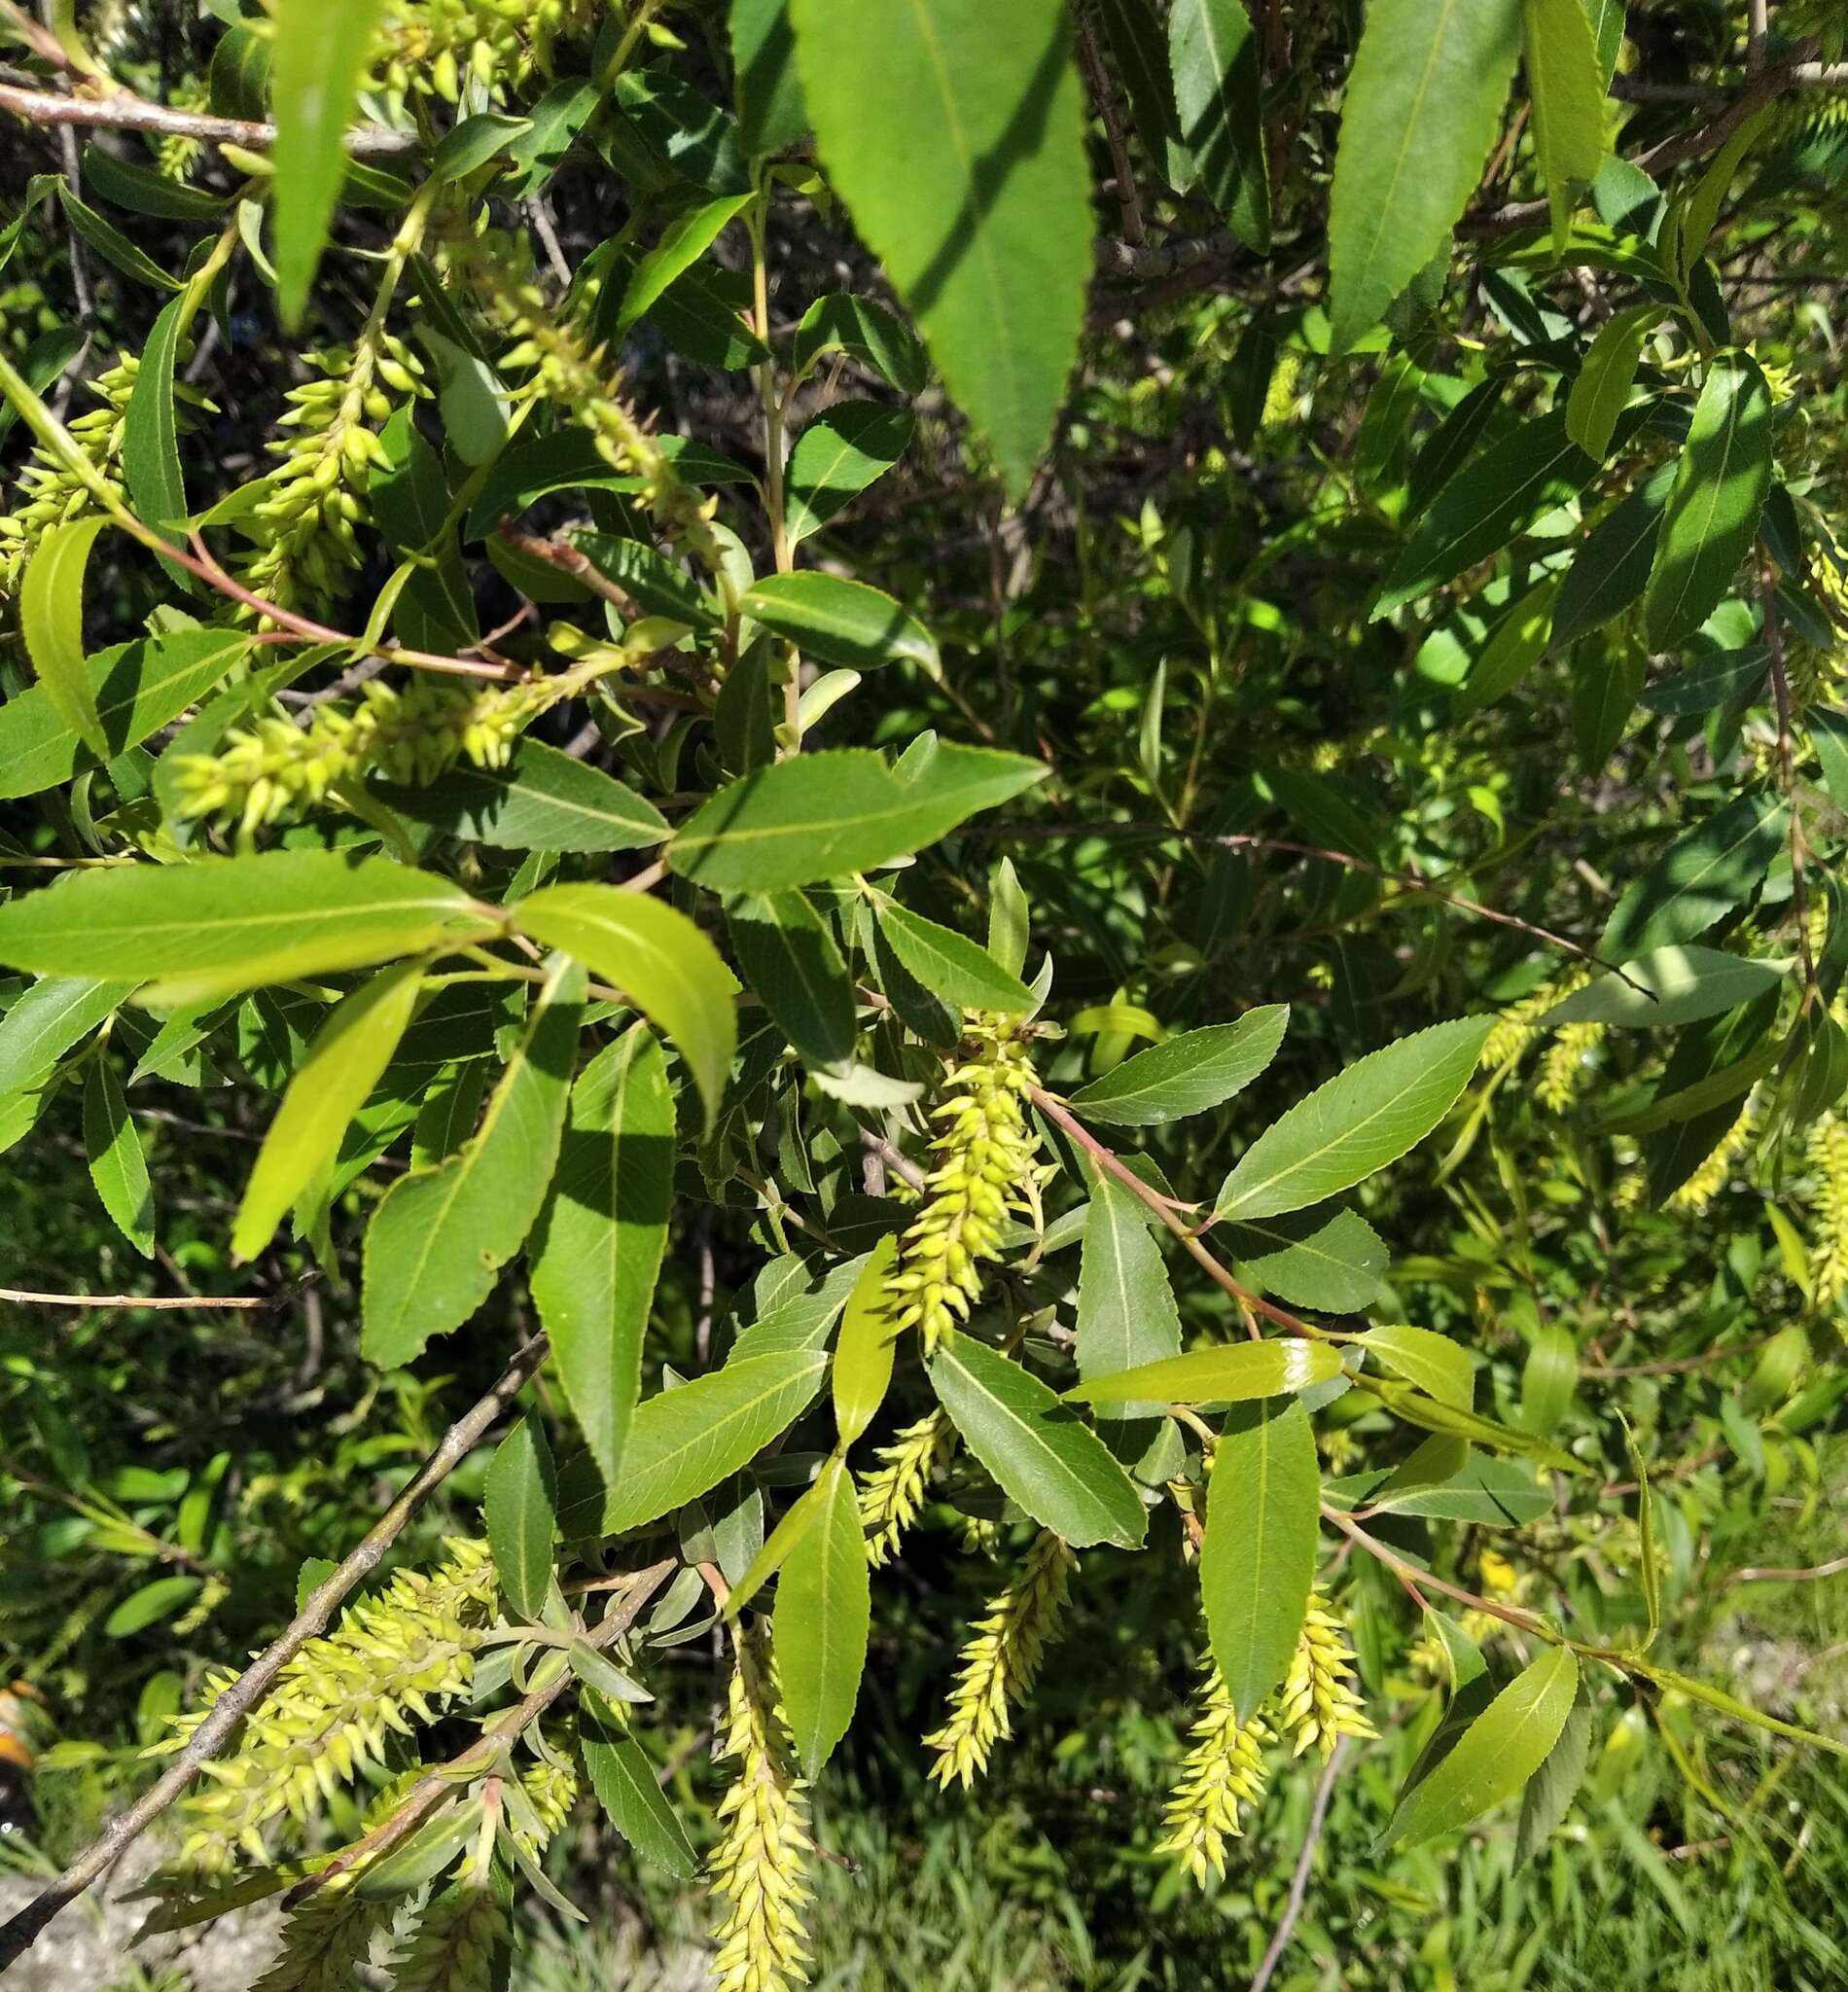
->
384, 1884, 505, 1992
512, 1750, 580, 1859
858, 1409, 955, 1567
370, 0, 603, 112
251, 1883, 391, 1992
1480, 966, 1587, 1071
925, 1529, 1074, 1789
170, 674, 548, 839
1536, 1018, 1605, 1113
1276, 1590, 1375, 1762
1666, 1091, 1759, 1214
1155, 1661, 1269, 1885
0, 355, 140, 595
1808, 1113, 1848, 1311
885, 1019, 1042, 1355
164, 1539, 497, 1870
242, 336, 426, 620
709, 1629, 813, 1992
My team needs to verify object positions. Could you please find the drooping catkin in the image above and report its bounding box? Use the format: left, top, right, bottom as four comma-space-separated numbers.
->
1155, 1661, 1269, 1884
1666, 1091, 1758, 1213
383, 1884, 505, 1992
1808, 1112, 1848, 1311
369, 0, 604, 112
1536, 1019, 1605, 1112
925, 1529, 1074, 1789
709, 1628, 813, 1992
885, 1019, 1042, 1354
250, 1883, 392, 1992
858, 1409, 956, 1566
1480, 967, 1588, 1072
161, 1539, 497, 1870
1276, 1590, 1375, 1761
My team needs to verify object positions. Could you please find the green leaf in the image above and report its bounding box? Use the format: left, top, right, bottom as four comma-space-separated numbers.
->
775, 1458, 871, 1776
668, 743, 1047, 892
1324, 1452, 1553, 1526
1627, 1660, 1847, 1758
1520, 1323, 1578, 1436
53, 184, 182, 291
1598, 794, 1788, 963
500, 80, 600, 198
1368, 1376, 1577, 1469
82, 142, 228, 223
1552, 460, 1673, 645
728, 1471, 827, 1618
1514, 1689, 1595, 1866
484, 1413, 557, 1622
1200, 1400, 1318, 1720
124, 294, 192, 552
620, 194, 756, 334
270, 0, 389, 328
513, 885, 736, 1126
1065, 1338, 1341, 1406
0, 852, 494, 1007
871, 901, 1035, 1014
1077, 1170, 1183, 1469
741, 572, 937, 673
785, 403, 913, 543
1216, 1017, 1493, 1221
0, 977, 131, 1094
833, 1235, 901, 1448
1355, 1323, 1473, 1409
21, 516, 111, 757
1066, 1007, 1288, 1124
929, 1329, 1146, 1548
787, 0, 1090, 497
732, 0, 810, 155
1644, 350, 1773, 651
1566, 302, 1660, 460
1168, 0, 1268, 250
582, 1702, 698, 1876
986, 856, 1029, 978
791, 295, 926, 396
361, 959, 585, 1369
1225, 1204, 1388, 1312
353, 1807, 474, 1899
727, 891, 856, 1066
428, 112, 533, 189
530, 1026, 673, 1493
84, 1059, 154, 1257
373, 740, 668, 853
572, 1349, 831, 1535
1675, 107, 1770, 286
1328, 0, 1523, 353
1454, 574, 1561, 715
104, 1575, 201, 1639
232, 962, 423, 1262
1623, 1416, 1659, 1647
1383, 1646, 1580, 1847
1522, 0, 1604, 249
1375, 409, 1603, 617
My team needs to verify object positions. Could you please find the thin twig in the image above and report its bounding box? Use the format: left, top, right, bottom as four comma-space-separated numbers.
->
0, 1334, 551, 1973
1724, 1554, 1848, 1589
0, 80, 417, 155
0, 1285, 270, 1310
1076, 8, 1143, 248
1249, 1741, 1345, 1992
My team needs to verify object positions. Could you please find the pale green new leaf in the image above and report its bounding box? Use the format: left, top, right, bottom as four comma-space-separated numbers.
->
1355, 1323, 1473, 1410
833, 1234, 900, 1448
530, 1026, 673, 1491
84, 1059, 153, 1257
1328, 0, 1523, 352
514, 883, 738, 1126
775, 1458, 871, 1775
929, 1329, 1146, 1548
1200, 1400, 1318, 1721
1522, 0, 1605, 249
1065, 1338, 1341, 1406
231, 962, 423, 1262
787, 0, 1091, 496
1566, 303, 1661, 460
1067, 1007, 1288, 1124
21, 515, 111, 757
483, 1414, 557, 1622
1383, 1646, 1580, 1846
1216, 1017, 1492, 1221
361, 959, 585, 1369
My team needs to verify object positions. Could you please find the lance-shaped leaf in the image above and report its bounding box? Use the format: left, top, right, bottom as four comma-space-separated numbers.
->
1200, 1400, 1318, 1721
787, 0, 1090, 497
1522, 0, 1605, 250
1067, 1007, 1288, 1124
232, 961, 424, 1261
1076, 1170, 1183, 1468
1216, 1017, 1493, 1222
124, 292, 192, 551
1553, 460, 1673, 645
1354, 1322, 1473, 1409
668, 744, 1047, 892
1382, 1645, 1580, 1847
832, 1235, 901, 1448
1328, 0, 1523, 353
929, 1329, 1146, 1548
727, 890, 856, 1066
582, 1699, 699, 1876
785, 404, 913, 542
483, 1413, 557, 1622
0, 977, 132, 1095
570, 1349, 831, 1535
514, 884, 738, 1126
84, 1059, 154, 1258
741, 573, 937, 673
0, 852, 496, 1006
1514, 1688, 1595, 1867
1168, 0, 1267, 250
1644, 350, 1773, 651
774, 1458, 871, 1775
1226, 1204, 1389, 1312
1566, 303, 1661, 461
1598, 793, 1788, 963
1065, 1338, 1341, 1406
871, 901, 1036, 1014
21, 515, 111, 758
530, 1026, 673, 1491
373, 741, 668, 854
361, 959, 585, 1369
1544, 944, 1788, 1030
